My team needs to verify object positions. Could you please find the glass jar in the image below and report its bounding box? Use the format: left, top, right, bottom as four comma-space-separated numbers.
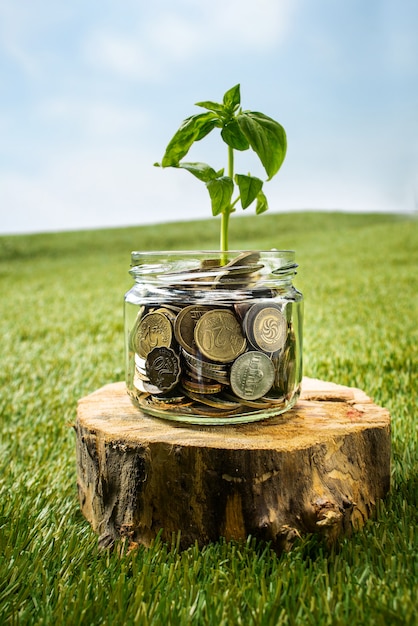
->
124, 250, 303, 425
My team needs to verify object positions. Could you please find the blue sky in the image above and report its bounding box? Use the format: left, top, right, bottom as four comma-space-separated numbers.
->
1, 0, 417, 234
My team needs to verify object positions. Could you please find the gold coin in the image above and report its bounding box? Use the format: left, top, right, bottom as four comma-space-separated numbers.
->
174, 305, 209, 354
200, 258, 222, 269
134, 311, 173, 359
194, 309, 246, 363
150, 392, 187, 405
181, 377, 223, 395
213, 251, 263, 288
182, 390, 240, 411
128, 306, 145, 352
223, 251, 261, 268
222, 392, 266, 409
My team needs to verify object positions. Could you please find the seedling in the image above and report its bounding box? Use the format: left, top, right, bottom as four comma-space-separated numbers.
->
155, 84, 287, 254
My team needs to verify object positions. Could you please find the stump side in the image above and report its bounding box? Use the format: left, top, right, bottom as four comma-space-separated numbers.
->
75, 378, 391, 551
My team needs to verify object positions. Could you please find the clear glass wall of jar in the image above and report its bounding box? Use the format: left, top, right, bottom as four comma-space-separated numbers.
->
124, 250, 303, 425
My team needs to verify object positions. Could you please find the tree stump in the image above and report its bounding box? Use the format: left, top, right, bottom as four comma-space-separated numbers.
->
75, 378, 391, 552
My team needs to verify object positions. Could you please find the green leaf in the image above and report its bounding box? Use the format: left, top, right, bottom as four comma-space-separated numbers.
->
223, 84, 241, 112
221, 120, 250, 151
235, 174, 263, 209
255, 189, 269, 214
206, 176, 234, 216
195, 100, 225, 114
237, 111, 287, 179
178, 162, 219, 182
161, 112, 218, 167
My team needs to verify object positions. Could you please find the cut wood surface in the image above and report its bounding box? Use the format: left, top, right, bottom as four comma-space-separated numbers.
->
75, 378, 391, 552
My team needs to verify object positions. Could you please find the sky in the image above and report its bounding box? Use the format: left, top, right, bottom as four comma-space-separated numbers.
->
0, 0, 417, 235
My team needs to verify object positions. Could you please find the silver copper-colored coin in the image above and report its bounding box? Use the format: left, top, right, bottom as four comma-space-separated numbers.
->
182, 349, 228, 371
134, 368, 150, 382
174, 305, 209, 354
183, 367, 213, 382
135, 311, 173, 359
134, 353, 147, 370
133, 374, 163, 395
244, 303, 287, 354
194, 309, 246, 363
230, 351, 275, 400
145, 346, 181, 392
185, 364, 229, 386
181, 349, 229, 382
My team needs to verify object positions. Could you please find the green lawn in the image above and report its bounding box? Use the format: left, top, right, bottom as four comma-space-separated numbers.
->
1, 211, 417, 625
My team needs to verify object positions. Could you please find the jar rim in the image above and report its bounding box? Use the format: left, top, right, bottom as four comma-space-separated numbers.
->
130, 249, 295, 256
130, 249, 296, 266
128, 250, 298, 290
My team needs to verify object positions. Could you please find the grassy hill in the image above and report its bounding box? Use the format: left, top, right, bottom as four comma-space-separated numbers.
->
1, 211, 417, 624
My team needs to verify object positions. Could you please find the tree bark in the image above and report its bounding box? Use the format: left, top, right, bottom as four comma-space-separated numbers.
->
75, 378, 390, 552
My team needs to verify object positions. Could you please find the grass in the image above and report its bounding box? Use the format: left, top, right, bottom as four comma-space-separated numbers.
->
0, 211, 417, 625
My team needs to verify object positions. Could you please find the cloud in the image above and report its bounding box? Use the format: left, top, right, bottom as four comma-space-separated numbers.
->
0, 145, 210, 233
1, 0, 416, 236
84, 32, 159, 81
208, 0, 296, 47
0, 1, 75, 78
2, 134, 410, 236
38, 98, 149, 139
83, 0, 297, 81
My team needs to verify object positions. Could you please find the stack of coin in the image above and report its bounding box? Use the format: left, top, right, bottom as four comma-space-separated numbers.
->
127, 252, 299, 418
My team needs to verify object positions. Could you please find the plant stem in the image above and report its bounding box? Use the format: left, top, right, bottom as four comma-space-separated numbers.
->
220, 145, 235, 259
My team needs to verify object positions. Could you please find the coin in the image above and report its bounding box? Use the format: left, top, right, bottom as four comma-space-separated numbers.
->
135, 311, 173, 359
174, 305, 209, 354
234, 302, 252, 321
213, 251, 264, 289
276, 331, 297, 397
145, 346, 181, 392
150, 392, 187, 404
181, 377, 223, 395
261, 394, 286, 405
153, 307, 178, 324
244, 303, 287, 354
134, 353, 147, 372
133, 375, 163, 395
194, 309, 246, 363
225, 251, 261, 267
200, 258, 222, 269
230, 351, 275, 400
181, 350, 229, 382
181, 389, 240, 411
222, 391, 267, 409
128, 305, 146, 352
187, 402, 241, 417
